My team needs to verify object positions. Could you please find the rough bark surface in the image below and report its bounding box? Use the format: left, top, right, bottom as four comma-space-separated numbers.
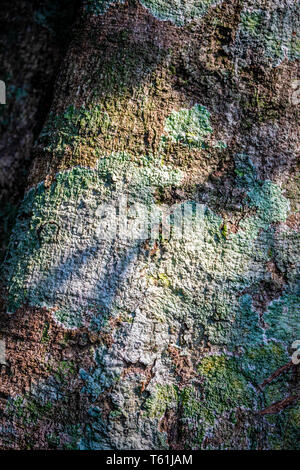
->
0, 0, 299, 450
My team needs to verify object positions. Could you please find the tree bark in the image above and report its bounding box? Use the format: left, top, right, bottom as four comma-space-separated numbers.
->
0, 0, 299, 450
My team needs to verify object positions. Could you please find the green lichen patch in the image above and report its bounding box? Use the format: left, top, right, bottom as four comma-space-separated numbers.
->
247, 181, 290, 224
33, 66, 178, 181
141, 0, 222, 26
6, 395, 53, 426
235, 153, 290, 224
2, 151, 183, 318
241, 10, 263, 35
84, 0, 223, 25
197, 355, 254, 419
167, 342, 290, 447
267, 403, 300, 450
38, 104, 105, 170
264, 293, 299, 344
145, 384, 179, 418
147, 350, 270, 447
236, 5, 300, 66
162, 104, 213, 148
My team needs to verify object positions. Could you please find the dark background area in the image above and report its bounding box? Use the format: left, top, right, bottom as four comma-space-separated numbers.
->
0, 0, 79, 261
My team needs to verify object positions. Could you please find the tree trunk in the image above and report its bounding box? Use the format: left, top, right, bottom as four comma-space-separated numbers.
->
0, 0, 299, 450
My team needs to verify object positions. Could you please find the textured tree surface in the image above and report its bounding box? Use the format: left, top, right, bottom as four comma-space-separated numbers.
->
0, 0, 299, 450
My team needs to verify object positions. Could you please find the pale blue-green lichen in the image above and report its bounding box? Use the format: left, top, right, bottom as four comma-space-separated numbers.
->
79, 347, 123, 401
264, 293, 299, 344
236, 5, 300, 66
84, 0, 223, 25
140, 0, 221, 26
2, 151, 183, 321
145, 339, 291, 448
162, 104, 213, 148
2, 102, 299, 449
134, 152, 298, 447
